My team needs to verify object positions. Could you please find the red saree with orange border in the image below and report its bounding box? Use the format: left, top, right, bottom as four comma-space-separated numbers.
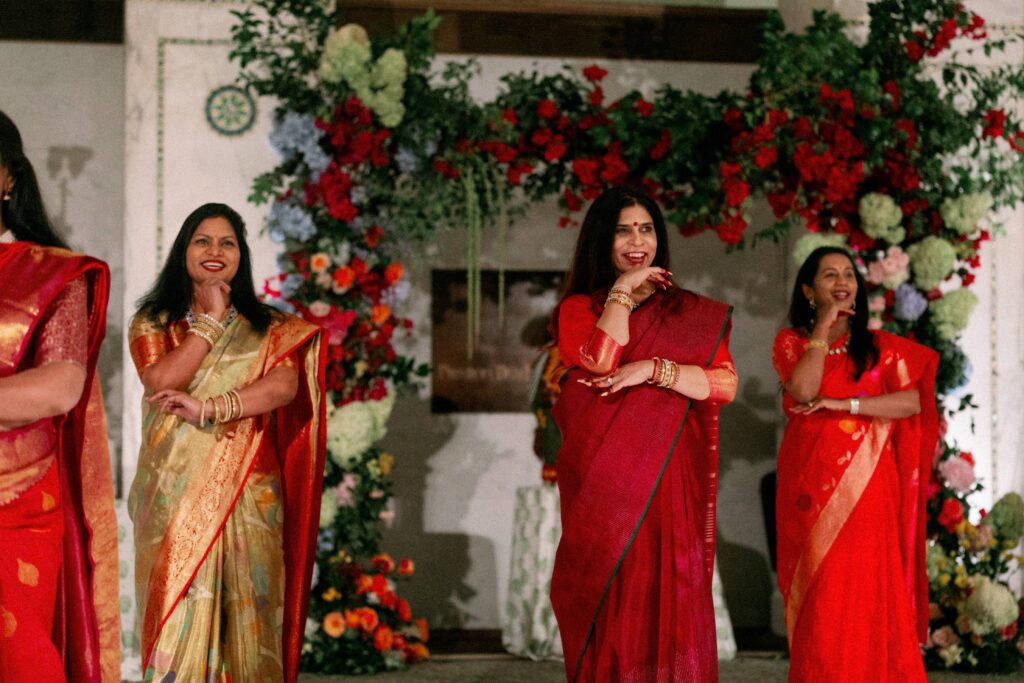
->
773, 328, 938, 682
0, 241, 119, 683
551, 287, 733, 683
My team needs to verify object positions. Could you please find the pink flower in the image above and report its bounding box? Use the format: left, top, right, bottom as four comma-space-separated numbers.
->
867, 317, 883, 330
939, 456, 976, 494
932, 625, 959, 648
334, 473, 359, 507
866, 246, 910, 289
868, 295, 887, 313
929, 602, 942, 620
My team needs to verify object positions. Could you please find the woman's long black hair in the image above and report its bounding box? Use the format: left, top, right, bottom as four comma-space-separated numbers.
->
561, 185, 670, 299
136, 202, 274, 332
0, 110, 68, 248
788, 246, 879, 379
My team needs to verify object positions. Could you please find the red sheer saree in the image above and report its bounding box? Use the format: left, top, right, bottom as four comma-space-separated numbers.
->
552, 287, 734, 683
773, 329, 938, 683
0, 242, 119, 682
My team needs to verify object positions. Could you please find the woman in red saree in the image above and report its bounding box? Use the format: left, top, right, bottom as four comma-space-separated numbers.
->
0, 110, 119, 682
773, 246, 938, 682
128, 203, 326, 682
550, 187, 737, 682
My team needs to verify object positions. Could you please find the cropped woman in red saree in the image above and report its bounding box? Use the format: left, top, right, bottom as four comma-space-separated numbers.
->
129, 203, 326, 683
550, 187, 736, 682
0, 110, 119, 682
773, 246, 938, 682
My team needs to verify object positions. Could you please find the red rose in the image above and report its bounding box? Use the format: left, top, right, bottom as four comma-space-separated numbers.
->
562, 189, 583, 212
982, 109, 1007, 138
767, 189, 795, 218
372, 553, 396, 574
600, 143, 629, 184
544, 136, 567, 162
397, 598, 412, 622
960, 451, 975, 466
962, 272, 976, 286
719, 162, 742, 180
649, 130, 672, 160
882, 80, 901, 109
537, 99, 559, 119
938, 498, 964, 532
582, 64, 608, 82
767, 108, 789, 128
723, 178, 750, 208
432, 159, 460, 180
364, 224, 384, 249
753, 146, 778, 169
635, 97, 654, 118
714, 213, 746, 246
589, 87, 604, 107
506, 161, 533, 186
531, 128, 553, 146
904, 40, 924, 61
501, 108, 518, 126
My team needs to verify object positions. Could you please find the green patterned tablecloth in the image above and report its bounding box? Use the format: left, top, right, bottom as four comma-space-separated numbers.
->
502, 485, 737, 661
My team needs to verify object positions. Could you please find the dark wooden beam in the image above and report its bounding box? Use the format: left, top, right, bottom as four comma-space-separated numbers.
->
0, 0, 123, 43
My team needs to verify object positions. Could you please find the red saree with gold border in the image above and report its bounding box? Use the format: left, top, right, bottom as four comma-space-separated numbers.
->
0, 242, 119, 683
551, 287, 733, 683
129, 311, 326, 683
773, 328, 938, 682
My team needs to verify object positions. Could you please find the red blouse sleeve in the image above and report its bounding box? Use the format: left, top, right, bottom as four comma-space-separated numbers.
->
128, 314, 170, 378
703, 329, 737, 404
771, 328, 804, 384
556, 294, 623, 376
32, 276, 88, 370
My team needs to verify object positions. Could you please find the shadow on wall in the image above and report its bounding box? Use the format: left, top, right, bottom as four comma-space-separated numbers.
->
379, 395, 485, 629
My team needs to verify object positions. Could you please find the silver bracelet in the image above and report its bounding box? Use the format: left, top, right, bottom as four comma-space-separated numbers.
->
849, 398, 860, 415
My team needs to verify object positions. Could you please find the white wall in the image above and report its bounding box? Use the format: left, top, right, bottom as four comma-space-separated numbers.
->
0, 41, 125, 487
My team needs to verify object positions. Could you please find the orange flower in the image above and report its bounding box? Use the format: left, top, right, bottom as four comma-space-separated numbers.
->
332, 266, 356, 292
405, 642, 430, 662
372, 553, 396, 574
397, 558, 415, 577
321, 586, 342, 602
371, 304, 391, 325
310, 252, 331, 273
384, 263, 404, 285
371, 574, 389, 595
344, 609, 361, 629
357, 607, 379, 633
397, 597, 412, 622
323, 611, 346, 638
414, 616, 430, 643
393, 634, 407, 651
355, 575, 374, 594
374, 624, 395, 652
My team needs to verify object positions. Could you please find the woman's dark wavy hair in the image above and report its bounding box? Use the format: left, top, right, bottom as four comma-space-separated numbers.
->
136, 202, 274, 332
0, 110, 68, 248
561, 185, 670, 299
788, 246, 878, 380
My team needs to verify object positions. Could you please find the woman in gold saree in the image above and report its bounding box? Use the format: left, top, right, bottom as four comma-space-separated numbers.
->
128, 203, 326, 682
0, 109, 119, 682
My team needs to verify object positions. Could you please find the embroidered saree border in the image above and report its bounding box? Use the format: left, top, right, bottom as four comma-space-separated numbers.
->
570, 305, 733, 683
784, 418, 894, 643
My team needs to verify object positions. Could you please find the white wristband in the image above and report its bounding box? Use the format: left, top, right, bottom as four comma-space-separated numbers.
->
849, 398, 860, 415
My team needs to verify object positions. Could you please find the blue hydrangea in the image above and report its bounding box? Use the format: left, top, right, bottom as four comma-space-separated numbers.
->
394, 147, 419, 174
280, 273, 305, 299
893, 283, 928, 322
269, 111, 331, 179
268, 201, 317, 243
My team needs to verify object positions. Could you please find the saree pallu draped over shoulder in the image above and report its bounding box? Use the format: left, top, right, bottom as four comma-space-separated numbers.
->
129, 312, 326, 683
772, 329, 938, 683
551, 288, 732, 683
0, 242, 119, 683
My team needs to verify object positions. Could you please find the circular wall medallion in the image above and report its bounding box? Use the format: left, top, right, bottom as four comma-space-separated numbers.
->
204, 85, 256, 137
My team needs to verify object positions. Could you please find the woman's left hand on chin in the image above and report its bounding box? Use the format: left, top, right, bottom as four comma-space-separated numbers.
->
791, 396, 847, 414
579, 360, 654, 397
148, 389, 203, 424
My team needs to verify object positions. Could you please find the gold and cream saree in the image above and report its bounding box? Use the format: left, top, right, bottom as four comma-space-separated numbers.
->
128, 312, 326, 683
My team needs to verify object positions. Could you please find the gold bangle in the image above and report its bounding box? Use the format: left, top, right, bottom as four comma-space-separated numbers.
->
219, 395, 230, 424
214, 394, 222, 425
198, 398, 207, 428
806, 340, 829, 353
187, 327, 215, 347
605, 291, 636, 312
231, 389, 244, 421
197, 312, 226, 333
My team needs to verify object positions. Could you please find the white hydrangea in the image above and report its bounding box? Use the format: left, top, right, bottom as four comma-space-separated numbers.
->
858, 192, 905, 244
319, 24, 372, 85
940, 192, 993, 236
907, 236, 956, 290
963, 575, 1019, 635
319, 488, 339, 528
792, 231, 849, 267
326, 393, 396, 468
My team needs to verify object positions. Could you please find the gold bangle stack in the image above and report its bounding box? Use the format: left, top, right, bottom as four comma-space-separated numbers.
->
198, 389, 245, 428
648, 357, 678, 389
606, 287, 637, 312
805, 339, 829, 353
187, 313, 226, 347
